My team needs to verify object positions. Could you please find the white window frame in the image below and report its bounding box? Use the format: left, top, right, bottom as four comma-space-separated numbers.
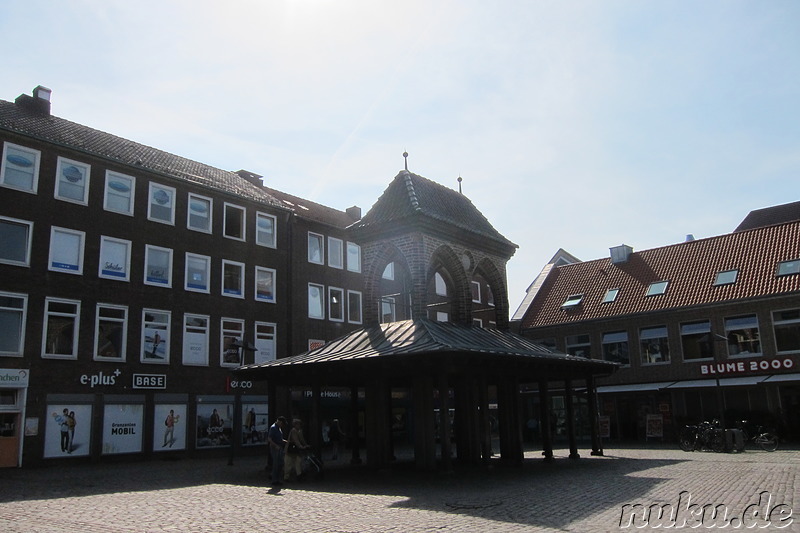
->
256, 212, 277, 248
561, 294, 583, 309
220, 318, 245, 367
1, 141, 40, 193
185, 253, 211, 293
381, 296, 396, 323
347, 242, 361, 273
347, 290, 362, 324
471, 280, 481, 303
182, 313, 210, 367
0, 291, 27, 356
487, 286, 495, 307
54, 156, 91, 205
328, 286, 345, 322
148, 182, 176, 225
773, 308, 800, 354
602, 288, 619, 304
565, 334, 591, 358
724, 314, 761, 357
0, 216, 33, 267
601, 331, 630, 365
714, 269, 739, 286
144, 245, 173, 288
328, 237, 344, 269
103, 170, 135, 216
640, 325, 670, 365
141, 309, 170, 364
255, 266, 276, 303
222, 259, 245, 298
94, 303, 128, 361
187, 193, 213, 233
308, 283, 325, 319
308, 232, 324, 264
645, 280, 669, 296
473, 318, 483, 328
98, 236, 132, 281
42, 297, 80, 360
223, 202, 246, 241
49, 226, 85, 274
255, 322, 276, 364
776, 260, 800, 277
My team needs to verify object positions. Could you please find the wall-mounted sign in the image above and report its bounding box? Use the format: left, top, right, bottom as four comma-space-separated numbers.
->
0, 368, 29, 388
700, 357, 795, 376
132, 374, 166, 389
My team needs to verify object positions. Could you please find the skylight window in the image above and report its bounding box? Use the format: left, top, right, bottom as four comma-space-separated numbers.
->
561, 294, 583, 308
714, 269, 739, 286
645, 280, 669, 297
602, 288, 619, 304
777, 260, 800, 277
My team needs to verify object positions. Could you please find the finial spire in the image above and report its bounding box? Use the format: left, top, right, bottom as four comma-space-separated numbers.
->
457, 175, 463, 194
403, 151, 408, 171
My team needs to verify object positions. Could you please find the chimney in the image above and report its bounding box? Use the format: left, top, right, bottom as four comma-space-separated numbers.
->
346, 205, 362, 221
610, 244, 633, 264
15, 85, 52, 116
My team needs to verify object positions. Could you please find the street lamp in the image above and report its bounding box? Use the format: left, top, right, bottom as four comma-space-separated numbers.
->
712, 333, 728, 431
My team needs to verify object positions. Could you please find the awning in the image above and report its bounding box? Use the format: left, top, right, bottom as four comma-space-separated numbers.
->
664, 376, 767, 389
761, 373, 800, 383
597, 381, 675, 394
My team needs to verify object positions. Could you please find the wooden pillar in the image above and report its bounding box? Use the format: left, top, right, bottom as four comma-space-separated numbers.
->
539, 378, 554, 462
565, 379, 579, 459
498, 376, 524, 465
310, 382, 321, 450
437, 372, 452, 472
454, 375, 479, 464
587, 375, 604, 456
350, 384, 362, 464
412, 375, 436, 470
478, 375, 492, 463
365, 377, 390, 468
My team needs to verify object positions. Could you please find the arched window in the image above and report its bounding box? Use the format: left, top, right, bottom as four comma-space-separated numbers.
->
379, 261, 411, 323
427, 269, 453, 322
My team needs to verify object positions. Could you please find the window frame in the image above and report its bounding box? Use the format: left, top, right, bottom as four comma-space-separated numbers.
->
147, 182, 176, 225
54, 156, 91, 205
776, 260, 800, 277
434, 272, 448, 297
42, 297, 81, 360
254, 321, 277, 364
639, 325, 670, 365
724, 314, 761, 357
471, 281, 482, 303
223, 202, 246, 241
182, 313, 210, 367
98, 235, 132, 281
565, 334, 591, 357
0, 291, 27, 356
713, 269, 739, 286
141, 309, 170, 364
601, 330, 630, 365
328, 286, 345, 322
49, 226, 85, 274
255, 211, 277, 248
308, 232, 324, 265
327, 237, 344, 269
347, 242, 361, 273
645, 280, 669, 297
144, 245, 173, 288
220, 318, 245, 367
773, 308, 800, 354
0, 215, 33, 267
103, 170, 136, 216
221, 259, 245, 299
187, 193, 213, 233
255, 266, 276, 303
680, 320, 713, 361
602, 288, 619, 304
94, 303, 128, 362
1, 141, 40, 193
185, 253, 211, 293
561, 294, 583, 309
308, 283, 325, 319
347, 290, 363, 324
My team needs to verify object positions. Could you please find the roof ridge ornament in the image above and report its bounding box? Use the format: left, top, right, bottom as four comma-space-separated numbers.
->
403, 151, 408, 171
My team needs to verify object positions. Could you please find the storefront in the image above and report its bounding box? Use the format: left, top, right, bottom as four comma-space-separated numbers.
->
0, 368, 28, 468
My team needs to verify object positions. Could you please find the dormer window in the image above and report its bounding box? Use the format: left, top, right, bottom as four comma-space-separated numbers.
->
602, 288, 619, 304
561, 294, 583, 309
714, 269, 738, 286
645, 280, 669, 296
777, 260, 800, 277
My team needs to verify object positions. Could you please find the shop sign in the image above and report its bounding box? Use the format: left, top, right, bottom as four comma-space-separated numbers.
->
133, 374, 166, 389
80, 369, 121, 388
700, 357, 795, 376
0, 368, 29, 387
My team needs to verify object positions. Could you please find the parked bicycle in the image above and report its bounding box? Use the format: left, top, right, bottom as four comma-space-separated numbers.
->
677, 420, 725, 453
734, 420, 779, 452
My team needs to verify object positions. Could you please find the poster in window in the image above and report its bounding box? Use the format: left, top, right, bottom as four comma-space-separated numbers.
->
196, 403, 232, 448
44, 404, 92, 458
142, 323, 169, 362
102, 403, 144, 455
599, 415, 611, 439
154, 404, 187, 451
241, 403, 269, 446
645, 414, 664, 438
182, 328, 208, 366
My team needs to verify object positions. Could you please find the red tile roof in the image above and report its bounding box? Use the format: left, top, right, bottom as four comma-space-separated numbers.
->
521, 221, 800, 329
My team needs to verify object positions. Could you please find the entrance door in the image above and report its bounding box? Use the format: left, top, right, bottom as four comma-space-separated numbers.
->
0, 412, 20, 467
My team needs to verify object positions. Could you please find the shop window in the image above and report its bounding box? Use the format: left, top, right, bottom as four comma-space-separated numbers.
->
98, 236, 132, 281
328, 287, 344, 322
328, 237, 343, 269
255, 266, 276, 303
94, 304, 127, 361
773, 309, 800, 354
185, 253, 210, 293
0, 216, 33, 266
49, 226, 84, 274
148, 183, 176, 225
141, 309, 170, 363
680, 320, 713, 361
54, 156, 90, 205
187, 193, 212, 233
144, 245, 172, 287
0, 292, 27, 356
308, 232, 324, 264
1, 142, 40, 193
42, 298, 80, 359
308, 283, 324, 319
223, 203, 245, 241
222, 260, 245, 298
182, 314, 209, 366
347, 242, 361, 273
565, 334, 591, 358
602, 331, 629, 365
220, 318, 245, 367
640, 326, 670, 364
104, 171, 135, 215
256, 212, 276, 248
724, 314, 761, 356
347, 290, 362, 324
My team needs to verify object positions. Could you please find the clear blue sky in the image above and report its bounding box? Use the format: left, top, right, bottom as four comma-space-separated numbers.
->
3, 1, 799, 312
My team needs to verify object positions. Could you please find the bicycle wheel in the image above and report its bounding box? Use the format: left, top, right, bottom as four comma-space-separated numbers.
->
757, 433, 779, 452
678, 429, 694, 451
711, 431, 726, 453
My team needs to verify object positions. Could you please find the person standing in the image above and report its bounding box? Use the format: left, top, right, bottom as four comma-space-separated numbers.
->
67, 411, 76, 453
284, 419, 311, 481
267, 416, 287, 485
329, 418, 345, 461
163, 409, 177, 447
53, 409, 70, 453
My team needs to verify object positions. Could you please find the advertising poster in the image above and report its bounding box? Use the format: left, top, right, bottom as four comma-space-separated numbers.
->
44, 404, 92, 458
646, 414, 664, 438
599, 415, 611, 439
183, 330, 208, 366
142, 324, 169, 362
102, 404, 144, 455
241, 403, 269, 446
196, 403, 232, 448
153, 404, 187, 451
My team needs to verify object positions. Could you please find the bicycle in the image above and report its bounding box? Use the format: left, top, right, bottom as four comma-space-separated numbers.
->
677, 420, 725, 452
735, 420, 779, 452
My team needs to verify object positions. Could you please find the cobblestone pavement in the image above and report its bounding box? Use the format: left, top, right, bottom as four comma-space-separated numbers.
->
1, 445, 797, 532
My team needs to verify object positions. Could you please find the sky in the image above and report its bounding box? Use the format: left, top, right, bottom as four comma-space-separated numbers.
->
3, 0, 799, 314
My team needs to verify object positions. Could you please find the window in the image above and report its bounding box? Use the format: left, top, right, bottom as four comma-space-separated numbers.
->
185, 253, 211, 293
436, 312, 449, 322
308, 232, 324, 264
776, 260, 800, 277
773, 309, 800, 354
602, 331, 629, 365
381, 296, 396, 323
256, 212, 276, 248
681, 320, 713, 361
346, 290, 362, 324
471, 281, 481, 303
435, 272, 448, 296
0, 292, 27, 356
103, 171, 135, 215
148, 183, 176, 225
0, 216, 33, 266
98, 236, 132, 281
142, 309, 170, 363
327, 237, 343, 269
54, 157, 90, 204
254, 322, 276, 364
223, 203, 245, 241
255, 266, 276, 303
645, 281, 669, 296
187, 193, 212, 233
42, 298, 80, 359
328, 287, 344, 322
565, 334, 591, 357
220, 318, 245, 367
222, 260, 245, 298
640, 326, 670, 364
724, 314, 761, 356
382, 262, 395, 280
714, 270, 738, 286
487, 286, 495, 307
473, 318, 483, 327
308, 283, 325, 319
144, 245, 172, 287
602, 288, 619, 304
561, 294, 583, 308
94, 304, 127, 361
49, 227, 84, 274
1, 142, 40, 193
182, 314, 209, 366
347, 242, 361, 273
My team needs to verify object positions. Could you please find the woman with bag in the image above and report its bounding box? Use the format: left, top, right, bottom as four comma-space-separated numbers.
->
284, 419, 311, 481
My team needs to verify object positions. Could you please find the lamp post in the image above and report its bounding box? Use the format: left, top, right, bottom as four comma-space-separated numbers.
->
712, 333, 728, 431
